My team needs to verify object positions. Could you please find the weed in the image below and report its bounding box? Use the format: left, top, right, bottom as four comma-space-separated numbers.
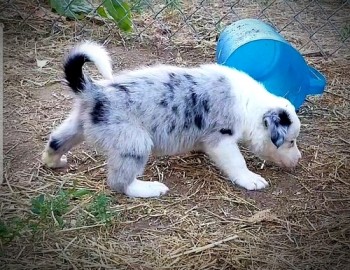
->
1, 188, 116, 246
31, 192, 68, 227
0, 218, 26, 244
31, 188, 91, 228
87, 193, 117, 224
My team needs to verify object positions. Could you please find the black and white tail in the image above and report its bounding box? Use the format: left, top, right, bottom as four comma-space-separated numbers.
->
64, 42, 113, 93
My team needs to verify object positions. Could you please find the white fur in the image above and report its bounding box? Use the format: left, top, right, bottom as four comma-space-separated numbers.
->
125, 179, 169, 198
204, 137, 269, 190
206, 64, 302, 168
73, 41, 113, 80
43, 42, 302, 198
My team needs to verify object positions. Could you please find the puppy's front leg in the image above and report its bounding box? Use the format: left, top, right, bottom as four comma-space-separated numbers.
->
204, 138, 269, 190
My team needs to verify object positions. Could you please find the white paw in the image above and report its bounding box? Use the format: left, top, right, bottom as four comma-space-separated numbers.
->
42, 151, 68, 168
125, 179, 169, 198
234, 171, 269, 190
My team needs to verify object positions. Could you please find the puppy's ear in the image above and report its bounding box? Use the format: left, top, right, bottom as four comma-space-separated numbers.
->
263, 109, 292, 148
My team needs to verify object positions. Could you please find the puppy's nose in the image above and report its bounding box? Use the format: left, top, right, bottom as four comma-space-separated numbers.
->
296, 151, 302, 164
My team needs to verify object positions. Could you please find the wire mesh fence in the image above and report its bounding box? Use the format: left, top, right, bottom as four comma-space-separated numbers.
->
1, 0, 349, 58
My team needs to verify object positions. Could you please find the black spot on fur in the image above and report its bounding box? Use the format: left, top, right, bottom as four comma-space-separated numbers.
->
64, 53, 90, 93
263, 109, 291, 148
112, 83, 129, 93
128, 81, 137, 86
128, 98, 136, 105
152, 125, 157, 133
172, 105, 179, 114
191, 92, 197, 106
194, 114, 203, 129
164, 82, 174, 93
218, 76, 226, 83
168, 120, 176, 134
91, 97, 108, 124
202, 99, 210, 113
159, 99, 168, 107
220, 128, 233, 136
163, 91, 174, 101
49, 139, 61, 151
145, 79, 154, 85
169, 72, 181, 86
183, 109, 192, 129
184, 73, 197, 85
279, 110, 292, 126
121, 153, 145, 164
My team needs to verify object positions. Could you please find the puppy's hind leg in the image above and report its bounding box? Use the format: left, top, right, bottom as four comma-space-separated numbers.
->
42, 105, 84, 168
106, 126, 169, 198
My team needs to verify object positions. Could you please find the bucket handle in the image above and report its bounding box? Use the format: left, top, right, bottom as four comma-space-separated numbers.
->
308, 66, 326, 94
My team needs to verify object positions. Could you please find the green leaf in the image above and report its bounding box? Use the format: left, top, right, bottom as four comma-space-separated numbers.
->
97, 6, 110, 19
49, 0, 93, 19
0, 218, 26, 243
102, 0, 133, 32
31, 194, 45, 215
52, 191, 70, 216
0, 222, 12, 240
88, 193, 114, 223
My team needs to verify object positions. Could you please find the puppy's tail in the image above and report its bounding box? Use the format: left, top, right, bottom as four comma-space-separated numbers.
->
64, 42, 113, 93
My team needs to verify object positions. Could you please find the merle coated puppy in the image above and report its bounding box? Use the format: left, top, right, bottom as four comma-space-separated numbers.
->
42, 42, 302, 198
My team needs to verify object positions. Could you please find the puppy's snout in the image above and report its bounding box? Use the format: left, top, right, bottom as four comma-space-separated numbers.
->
297, 150, 302, 162
283, 151, 301, 168
291, 152, 302, 167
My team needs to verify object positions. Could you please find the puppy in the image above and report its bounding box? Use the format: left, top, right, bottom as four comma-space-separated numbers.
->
42, 42, 302, 198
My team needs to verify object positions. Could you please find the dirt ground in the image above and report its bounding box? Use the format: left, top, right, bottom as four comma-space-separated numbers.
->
1, 1, 350, 269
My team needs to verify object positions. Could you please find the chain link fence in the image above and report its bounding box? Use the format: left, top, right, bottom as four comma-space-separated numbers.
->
1, 0, 349, 58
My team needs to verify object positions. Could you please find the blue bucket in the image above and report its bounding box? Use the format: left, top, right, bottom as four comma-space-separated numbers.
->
216, 19, 326, 110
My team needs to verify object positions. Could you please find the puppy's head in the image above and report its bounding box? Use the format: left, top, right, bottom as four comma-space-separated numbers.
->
252, 105, 301, 168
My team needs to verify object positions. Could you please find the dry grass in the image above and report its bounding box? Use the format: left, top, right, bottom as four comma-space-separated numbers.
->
1, 0, 349, 269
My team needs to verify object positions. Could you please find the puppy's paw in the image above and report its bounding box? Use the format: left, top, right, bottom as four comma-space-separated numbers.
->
234, 171, 269, 190
125, 179, 169, 198
42, 152, 68, 168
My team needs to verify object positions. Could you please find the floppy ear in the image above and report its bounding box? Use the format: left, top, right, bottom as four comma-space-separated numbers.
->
263, 109, 292, 148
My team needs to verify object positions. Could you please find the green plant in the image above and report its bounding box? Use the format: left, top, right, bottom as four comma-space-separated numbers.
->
49, 0, 183, 32
31, 192, 69, 227
87, 193, 116, 224
49, 0, 132, 32
31, 188, 90, 228
49, 0, 94, 19
97, 0, 132, 31
1, 188, 93, 244
0, 218, 27, 244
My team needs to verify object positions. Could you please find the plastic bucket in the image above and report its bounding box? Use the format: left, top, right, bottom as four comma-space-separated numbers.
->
216, 19, 326, 110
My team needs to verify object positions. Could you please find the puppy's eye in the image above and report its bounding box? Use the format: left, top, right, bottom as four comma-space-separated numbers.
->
290, 140, 295, 147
